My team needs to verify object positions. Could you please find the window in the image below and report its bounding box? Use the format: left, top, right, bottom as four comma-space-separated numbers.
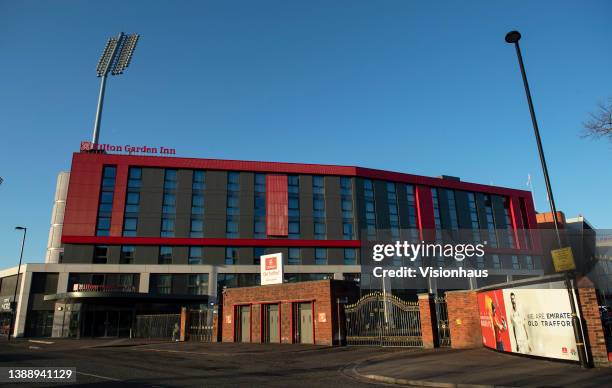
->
467, 193, 481, 243
190, 170, 205, 237
96, 166, 116, 236
288, 248, 301, 265
226, 172, 240, 237
344, 248, 356, 265
313, 176, 326, 239
476, 256, 485, 269
503, 197, 516, 248
446, 189, 459, 231
93, 246, 108, 264
254, 247, 265, 265
484, 195, 498, 247
341, 177, 354, 239
511, 255, 520, 269
161, 169, 177, 237
254, 173, 266, 238
432, 188, 443, 242
524, 255, 534, 270
315, 248, 327, 265
123, 167, 141, 237
405, 184, 419, 241
491, 254, 501, 269
364, 179, 376, 240
288, 175, 300, 238
156, 275, 172, 294
189, 247, 204, 265
188, 274, 209, 295
120, 245, 135, 264
387, 182, 400, 240
159, 246, 173, 264
225, 247, 238, 265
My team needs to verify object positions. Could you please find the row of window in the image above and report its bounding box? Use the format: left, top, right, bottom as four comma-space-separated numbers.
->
95, 167, 522, 248
93, 246, 359, 266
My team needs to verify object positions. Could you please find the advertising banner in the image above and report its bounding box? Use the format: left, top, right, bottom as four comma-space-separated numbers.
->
260, 253, 283, 285
478, 282, 579, 361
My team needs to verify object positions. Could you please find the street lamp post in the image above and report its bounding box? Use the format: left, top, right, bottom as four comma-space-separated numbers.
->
505, 30, 589, 368
8, 226, 27, 341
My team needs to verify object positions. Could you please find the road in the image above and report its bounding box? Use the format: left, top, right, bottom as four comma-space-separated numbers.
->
0, 339, 405, 387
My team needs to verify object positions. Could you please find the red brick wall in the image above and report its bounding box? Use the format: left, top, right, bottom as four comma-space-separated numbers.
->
446, 290, 482, 349
221, 280, 358, 346
578, 286, 610, 367
418, 293, 436, 348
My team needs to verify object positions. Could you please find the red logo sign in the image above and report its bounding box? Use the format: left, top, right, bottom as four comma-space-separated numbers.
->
265, 257, 277, 270
562, 347, 568, 354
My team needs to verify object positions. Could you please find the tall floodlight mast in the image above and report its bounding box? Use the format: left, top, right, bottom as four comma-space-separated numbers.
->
92, 32, 140, 145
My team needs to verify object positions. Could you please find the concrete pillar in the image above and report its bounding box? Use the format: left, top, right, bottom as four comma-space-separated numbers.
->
13, 271, 32, 338
139, 272, 150, 293
179, 307, 188, 341
418, 293, 437, 348
52, 271, 71, 338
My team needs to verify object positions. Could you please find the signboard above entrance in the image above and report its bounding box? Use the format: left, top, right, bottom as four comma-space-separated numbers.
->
260, 253, 284, 285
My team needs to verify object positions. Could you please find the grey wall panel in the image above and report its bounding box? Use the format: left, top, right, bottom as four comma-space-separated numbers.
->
175, 170, 193, 237
324, 176, 343, 240
300, 247, 315, 265
138, 168, 164, 237
239, 173, 254, 238
134, 246, 158, 265
207, 247, 225, 265
328, 248, 344, 265
374, 180, 389, 230
299, 175, 314, 240
204, 171, 227, 238
107, 246, 121, 264
62, 244, 94, 264
174, 246, 188, 265
238, 247, 253, 265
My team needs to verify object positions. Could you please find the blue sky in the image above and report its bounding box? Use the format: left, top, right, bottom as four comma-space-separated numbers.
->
0, 1, 610, 268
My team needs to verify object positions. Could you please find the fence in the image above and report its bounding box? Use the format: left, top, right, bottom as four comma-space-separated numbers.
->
133, 314, 180, 340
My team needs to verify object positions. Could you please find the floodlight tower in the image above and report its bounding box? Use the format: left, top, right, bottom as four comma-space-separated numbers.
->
92, 32, 140, 145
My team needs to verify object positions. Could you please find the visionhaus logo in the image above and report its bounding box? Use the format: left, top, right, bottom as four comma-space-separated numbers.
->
370, 241, 489, 279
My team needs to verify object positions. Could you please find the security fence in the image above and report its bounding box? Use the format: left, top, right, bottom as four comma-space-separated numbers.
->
133, 314, 180, 340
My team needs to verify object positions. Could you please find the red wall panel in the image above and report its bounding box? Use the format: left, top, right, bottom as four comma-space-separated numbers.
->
266, 175, 288, 237
415, 186, 435, 241
62, 157, 103, 236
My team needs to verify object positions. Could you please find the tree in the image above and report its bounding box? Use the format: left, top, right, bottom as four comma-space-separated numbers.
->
582, 99, 612, 141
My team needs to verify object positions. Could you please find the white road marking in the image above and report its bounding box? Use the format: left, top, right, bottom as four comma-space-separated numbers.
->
28, 346, 40, 349
28, 339, 54, 344
76, 371, 122, 381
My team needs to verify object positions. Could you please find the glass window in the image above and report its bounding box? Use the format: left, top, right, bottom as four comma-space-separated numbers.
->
511, 255, 520, 270
93, 246, 108, 264
254, 247, 265, 265
315, 248, 327, 265
156, 274, 172, 294
188, 274, 209, 295
314, 222, 326, 239
492, 254, 501, 269
96, 166, 117, 236
161, 217, 175, 237
164, 169, 177, 189
364, 179, 376, 240
288, 248, 301, 265
123, 217, 137, 236
159, 246, 173, 264
484, 195, 498, 248
467, 193, 481, 243
446, 189, 459, 231
189, 247, 203, 265
128, 167, 142, 188
344, 248, 356, 265
120, 245, 135, 264
192, 170, 205, 190
225, 247, 238, 265
524, 255, 534, 270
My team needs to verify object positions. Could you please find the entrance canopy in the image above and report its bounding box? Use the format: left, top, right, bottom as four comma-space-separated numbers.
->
44, 291, 209, 304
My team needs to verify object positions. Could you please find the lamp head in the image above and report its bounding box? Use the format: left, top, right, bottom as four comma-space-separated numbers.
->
15, 226, 26, 230
505, 30, 521, 44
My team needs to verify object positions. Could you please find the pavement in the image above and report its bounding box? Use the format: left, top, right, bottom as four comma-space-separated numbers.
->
1, 339, 611, 387
352, 347, 612, 388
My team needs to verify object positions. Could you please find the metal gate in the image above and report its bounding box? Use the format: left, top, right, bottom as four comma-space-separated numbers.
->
189, 309, 214, 342
344, 292, 422, 347
134, 314, 180, 340
434, 296, 451, 347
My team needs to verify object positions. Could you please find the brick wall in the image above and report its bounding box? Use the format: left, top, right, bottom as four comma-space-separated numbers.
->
446, 290, 482, 349
418, 293, 436, 348
577, 284, 610, 367
221, 280, 358, 346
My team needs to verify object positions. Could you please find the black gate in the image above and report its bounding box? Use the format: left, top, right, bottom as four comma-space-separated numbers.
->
134, 314, 180, 340
344, 292, 422, 347
189, 309, 215, 342
435, 296, 451, 347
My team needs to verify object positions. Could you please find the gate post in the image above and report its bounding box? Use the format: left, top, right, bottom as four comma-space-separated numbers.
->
179, 307, 189, 342
446, 290, 481, 349
418, 293, 438, 348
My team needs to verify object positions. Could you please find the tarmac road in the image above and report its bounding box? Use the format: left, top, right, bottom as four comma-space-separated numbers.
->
0, 339, 403, 387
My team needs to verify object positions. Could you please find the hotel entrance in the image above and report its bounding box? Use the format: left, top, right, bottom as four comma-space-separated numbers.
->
81, 306, 134, 338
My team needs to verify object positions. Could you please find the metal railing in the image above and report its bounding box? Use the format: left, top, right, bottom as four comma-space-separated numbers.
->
133, 314, 180, 340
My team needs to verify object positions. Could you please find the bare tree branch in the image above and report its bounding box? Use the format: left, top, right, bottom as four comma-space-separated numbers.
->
582, 98, 612, 141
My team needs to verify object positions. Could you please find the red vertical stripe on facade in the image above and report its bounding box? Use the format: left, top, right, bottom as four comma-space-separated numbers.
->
415, 186, 434, 241
62, 157, 103, 236
110, 164, 128, 236
266, 175, 288, 237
